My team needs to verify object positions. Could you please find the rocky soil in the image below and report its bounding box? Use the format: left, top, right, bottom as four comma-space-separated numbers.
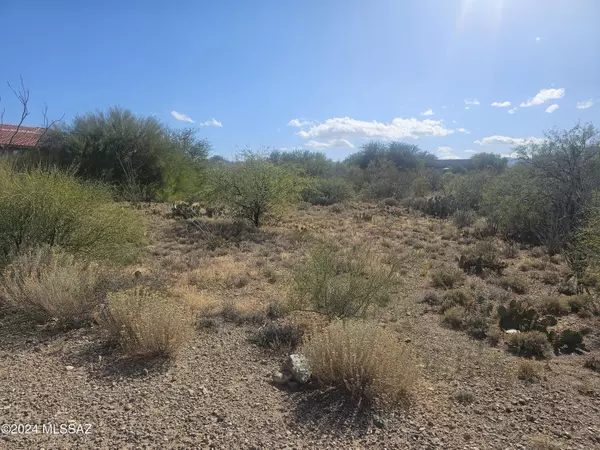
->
1, 204, 599, 449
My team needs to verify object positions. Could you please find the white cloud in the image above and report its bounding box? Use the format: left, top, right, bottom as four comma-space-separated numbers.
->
519, 88, 565, 108
464, 149, 475, 153
576, 99, 594, 109
536, 37, 541, 42
545, 104, 559, 113
420, 109, 434, 116
491, 101, 511, 108
199, 118, 222, 127
508, 108, 517, 114
171, 111, 194, 123
475, 135, 545, 146
295, 116, 455, 141
457, 128, 470, 134
304, 139, 355, 150
288, 118, 312, 127
436, 146, 460, 159
464, 99, 480, 106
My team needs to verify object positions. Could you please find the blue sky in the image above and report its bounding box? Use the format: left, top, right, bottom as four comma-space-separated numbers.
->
1, 0, 599, 159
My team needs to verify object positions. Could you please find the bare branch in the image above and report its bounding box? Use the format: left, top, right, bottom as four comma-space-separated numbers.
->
37, 102, 65, 144
0, 75, 31, 155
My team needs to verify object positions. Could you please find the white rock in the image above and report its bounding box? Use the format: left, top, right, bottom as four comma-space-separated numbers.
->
504, 329, 519, 334
283, 354, 311, 384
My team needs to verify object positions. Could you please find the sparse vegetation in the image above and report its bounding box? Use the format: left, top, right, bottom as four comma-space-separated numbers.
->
302, 320, 417, 403
1, 246, 105, 327
100, 288, 195, 357
430, 265, 465, 289
288, 243, 398, 319
505, 331, 552, 359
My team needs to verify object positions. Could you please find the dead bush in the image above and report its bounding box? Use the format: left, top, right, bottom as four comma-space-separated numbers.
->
100, 288, 195, 358
302, 320, 417, 404
1, 246, 105, 327
430, 265, 465, 289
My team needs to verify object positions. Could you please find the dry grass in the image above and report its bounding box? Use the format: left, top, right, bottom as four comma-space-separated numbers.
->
430, 265, 465, 289
100, 288, 195, 358
517, 360, 542, 382
301, 320, 417, 404
1, 246, 105, 327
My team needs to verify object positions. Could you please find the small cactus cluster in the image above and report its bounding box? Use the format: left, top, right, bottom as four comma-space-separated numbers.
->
498, 300, 587, 356
497, 299, 557, 333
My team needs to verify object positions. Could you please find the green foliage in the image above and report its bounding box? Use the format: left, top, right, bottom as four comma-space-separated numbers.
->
440, 289, 475, 312
0, 163, 145, 265
548, 329, 585, 354
206, 153, 304, 227
268, 149, 343, 178
443, 171, 492, 211
301, 177, 354, 206
345, 141, 435, 170
497, 299, 557, 332
480, 164, 548, 243
452, 209, 477, 229
442, 306, 466, 329
430, 265, 465, 289
39, 107, 210, 201
471, 152, 508, 172
496, 275, 529, 294
410, 176, 431, 197
288, 243, 398, 319
458, 241, 507, 275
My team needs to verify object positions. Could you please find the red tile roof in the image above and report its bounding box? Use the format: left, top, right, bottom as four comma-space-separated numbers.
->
0, 124, 46, 148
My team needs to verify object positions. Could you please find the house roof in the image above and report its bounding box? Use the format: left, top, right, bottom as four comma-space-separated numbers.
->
0, 124, 46, 148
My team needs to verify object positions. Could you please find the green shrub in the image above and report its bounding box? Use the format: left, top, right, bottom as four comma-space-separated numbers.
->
442, 306, 466, 329
249, 323, 304, 350
452, 209, 477, 229
1, 246, 105, 327
302, 320, 417, 403
441, 289, 475, 312
430, 265, 465, 289
382, 197, 399, 207
288, 244, 398, 319
206, 153, 304, 227
301, 178, 354, 206
100, 288, 195, 357
567, 295, 600, 317
505, 331, 552, 359
517, 360, 542, 382
458, 240, 506, 275
496, 275, 529, 294
0, 163, 145, 265
536, 296, 569, 316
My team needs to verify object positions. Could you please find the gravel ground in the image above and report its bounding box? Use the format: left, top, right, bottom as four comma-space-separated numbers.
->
1, 205, 599, 449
